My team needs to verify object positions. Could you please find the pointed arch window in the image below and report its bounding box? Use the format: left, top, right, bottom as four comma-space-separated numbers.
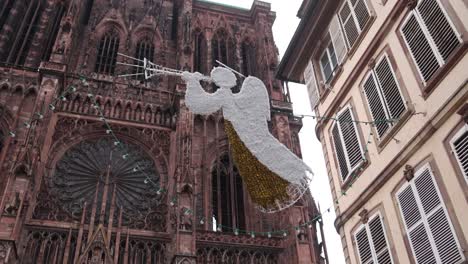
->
194, 30, 207, 74
0, 0, 14, 33
212, 29, 236, 68
133, 37, 154, 80
95, 30, 120, 75
7, 1, 43, 66
212, 154, 245, 231
241, 40, 256, 76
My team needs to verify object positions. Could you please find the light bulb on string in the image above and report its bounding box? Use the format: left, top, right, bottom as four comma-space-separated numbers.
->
295, 227, 300, 234
132, 167, 138, 172
36, 113, 44, 119
49, 104, 56, 111
267, 232, 272, 238
122, 154, 129, 159
216, 225, 222, 232
283, 231, 288, 237
250, 232, 255, 238
234, 228, 239, 236
308, 223, 313, 229
156, 189, 162, 195
114, 141, 120, 146
87, 93, 93, 98
144, 178, 149, 184
60, 96, 67, 101
24, 122, 31, 128
9, 131, 16, 138
106, 129, 112, 134
70, 86, 77, 92
199, 218, 205, 225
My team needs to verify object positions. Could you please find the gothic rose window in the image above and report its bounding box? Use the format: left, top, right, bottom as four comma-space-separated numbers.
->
212, 154, 246, 231
95, 30, 120, 75
47, 137, 164, 229
133, 37, 155, 80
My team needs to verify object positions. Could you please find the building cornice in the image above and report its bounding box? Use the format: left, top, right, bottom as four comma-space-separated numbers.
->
334, 80, 468, 231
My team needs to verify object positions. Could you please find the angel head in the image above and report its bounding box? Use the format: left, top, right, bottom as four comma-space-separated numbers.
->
211, 67, 237, 89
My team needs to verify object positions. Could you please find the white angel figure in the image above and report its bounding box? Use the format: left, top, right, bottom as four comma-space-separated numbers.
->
182, 67, 312, 212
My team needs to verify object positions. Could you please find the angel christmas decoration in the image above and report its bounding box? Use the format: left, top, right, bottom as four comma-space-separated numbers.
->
119, 54, 312, 213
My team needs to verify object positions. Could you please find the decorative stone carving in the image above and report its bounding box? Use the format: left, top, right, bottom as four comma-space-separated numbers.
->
359, 209, 369, 224
404, 164, 414, 182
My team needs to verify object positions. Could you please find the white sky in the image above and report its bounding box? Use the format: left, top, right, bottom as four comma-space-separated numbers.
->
210, 0, 346, 263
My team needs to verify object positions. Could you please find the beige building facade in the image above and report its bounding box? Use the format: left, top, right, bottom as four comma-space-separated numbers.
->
278, 0, 468, 263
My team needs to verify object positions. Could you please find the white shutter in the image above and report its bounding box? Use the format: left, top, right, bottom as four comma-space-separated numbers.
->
400, 12, 440, 83
368, 215, 392, 264
374, 55, 406, 121
416, 0, 461, 61
400, 0, 462, 84
338, 0, 370, 48
339, 0, 360, 48
362, 72, 390, 139
353, 0, 371, 30
338, 107, 364, 171
304, 60, 320, 109
355, 227, 373, 264
332, 124, 349, 180
329, 15, 348, 64
451, 126, 468, 184
354, 214, 393, 264
397, 164, 464, 264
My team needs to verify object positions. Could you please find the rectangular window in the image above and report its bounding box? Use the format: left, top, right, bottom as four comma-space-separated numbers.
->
362, 54, 407, 140
400, 0, 462, 84
338, 0, 371, 48
304, 60, 320, 109
451, 125, 468, 184
354, 213, 393, 264
319, 40, 339, 83
331, 106, 365, 181
396, 164, 464, 264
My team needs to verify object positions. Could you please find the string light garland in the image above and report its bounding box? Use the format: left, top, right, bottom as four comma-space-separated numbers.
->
4, 73, 424, 240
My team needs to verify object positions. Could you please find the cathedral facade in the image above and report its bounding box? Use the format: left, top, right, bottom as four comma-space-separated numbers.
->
0, 0, 326, 263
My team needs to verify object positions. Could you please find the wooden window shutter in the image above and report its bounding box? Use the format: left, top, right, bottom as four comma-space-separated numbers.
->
329, 15, 348, 64
332, 123, 349, 180
304, 60, 320, 109
416, 0, 461, 61
354, 214, 393, 264
397, 165, 464, 264
338, 0, 370, 48
401, 0, 462, 84
339, 1, 360, 48
362, 72, 391, 139
353, 0, 371, 30
374, 55, 406, 121
338, 107, 364, 171
368, 215, 392, 263
400, 12, 440, 83
451, 126, 468, 184
355, 227, 373, 264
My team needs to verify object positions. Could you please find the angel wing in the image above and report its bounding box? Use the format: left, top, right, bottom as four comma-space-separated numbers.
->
236, 76, 271, 121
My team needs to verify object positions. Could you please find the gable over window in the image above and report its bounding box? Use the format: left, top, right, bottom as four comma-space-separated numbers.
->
362, 53, 407, 140
354, 213, 393, 264
451, 125, 468, 184
331, 106, 364, 181
396, 163, 464, 264
400, 0, 462, 84
95, 30, 120, 75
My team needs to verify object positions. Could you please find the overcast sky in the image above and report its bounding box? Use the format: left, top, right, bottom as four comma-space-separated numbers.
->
210, 0, 346, 263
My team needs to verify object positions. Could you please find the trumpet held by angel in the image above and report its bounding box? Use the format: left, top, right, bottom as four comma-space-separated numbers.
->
181, 67, 313, 213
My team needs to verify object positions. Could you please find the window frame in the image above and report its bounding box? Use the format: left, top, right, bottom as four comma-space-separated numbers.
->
362, 53, 408, 141
319, 39, 339, 84
397, 0, 466, 95
395, 162, 465, 264
331, 105, 366, 183
338, 0, 372, 49
353, 212, 394, 264
450, 124, 468, 185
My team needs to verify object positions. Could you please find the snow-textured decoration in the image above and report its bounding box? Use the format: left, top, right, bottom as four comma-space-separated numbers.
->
182, 67, 312, 213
